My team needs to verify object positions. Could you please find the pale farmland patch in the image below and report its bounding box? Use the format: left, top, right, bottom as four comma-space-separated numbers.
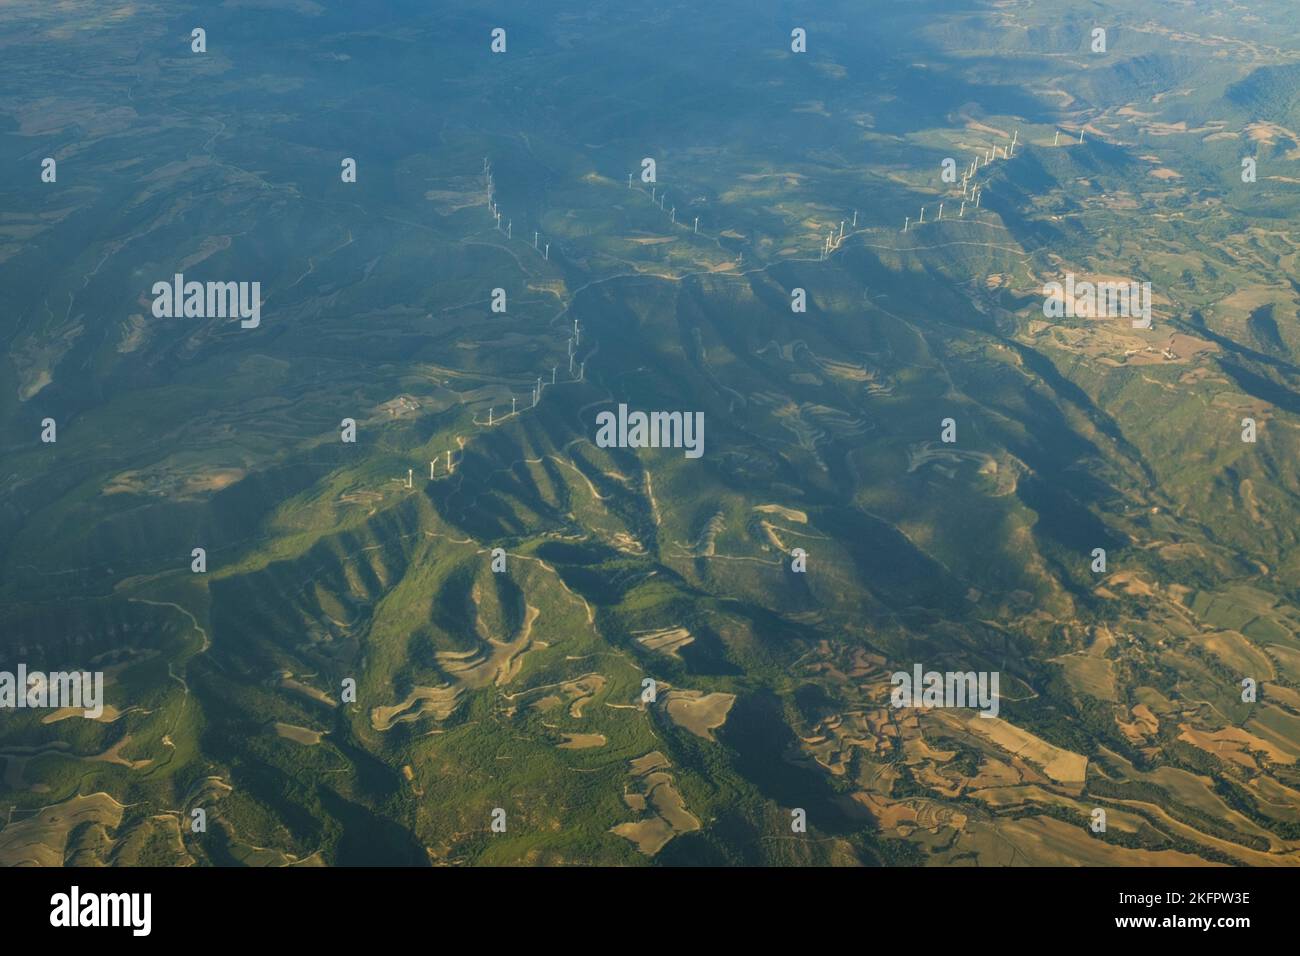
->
663, 690, 736, 740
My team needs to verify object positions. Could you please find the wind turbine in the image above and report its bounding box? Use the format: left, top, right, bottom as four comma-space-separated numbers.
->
959, 200, 966, 217
544, 243, 549, 260
903, 216, 910, 232
852, 209, 858, 227
693, 216, 699, 234
1054, 130, 1060, 146
919, 206, 925, 224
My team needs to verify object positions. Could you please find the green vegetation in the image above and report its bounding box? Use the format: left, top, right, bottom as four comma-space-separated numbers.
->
1, 0, 1298, 866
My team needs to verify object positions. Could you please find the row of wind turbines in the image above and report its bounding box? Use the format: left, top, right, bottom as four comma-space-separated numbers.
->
483, 157, 589, 407
402, 122, 1094, 490
400, 160, 592, 491
628, 173, 701, 235
901, 125, 1086, 233
485, 157, 551, 260
433, 122, 1080, 486
904, 128, 1017, 233
475, 316, 587, 427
